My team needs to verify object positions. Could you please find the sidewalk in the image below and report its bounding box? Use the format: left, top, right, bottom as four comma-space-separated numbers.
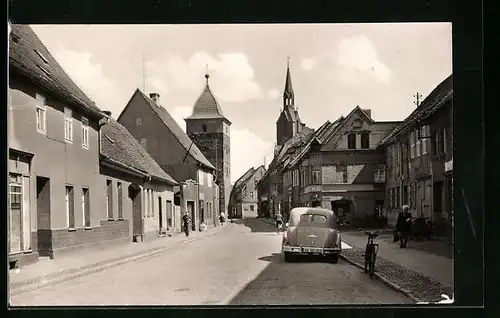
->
340, 232, 454, 303
9, 223, 231, 294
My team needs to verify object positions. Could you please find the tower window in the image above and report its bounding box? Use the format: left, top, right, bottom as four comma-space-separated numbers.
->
202, 124, 208, 132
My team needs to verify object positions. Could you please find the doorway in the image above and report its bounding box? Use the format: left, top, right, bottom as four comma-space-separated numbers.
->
158, 197, 163, 233
129, 184, 143, 242
187, 201, 196, 231
331, 200, 352, 224
36, 176, 52, 257
199, 199, 205, 225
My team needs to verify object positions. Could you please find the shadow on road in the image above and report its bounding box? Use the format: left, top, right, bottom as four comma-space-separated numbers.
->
230, 218, 278, 233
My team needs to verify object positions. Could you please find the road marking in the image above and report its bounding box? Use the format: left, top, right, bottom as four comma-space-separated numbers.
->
341, 242, 352, 250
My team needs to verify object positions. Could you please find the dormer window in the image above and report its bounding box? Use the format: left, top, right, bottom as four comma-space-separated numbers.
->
361, 132, 370, 149
37, 65, 51, 77
347, 133, 356, 149
136, 118, 142, 127
34, 50, 49, 64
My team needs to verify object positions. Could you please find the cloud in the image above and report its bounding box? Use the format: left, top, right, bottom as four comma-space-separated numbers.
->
168, 106, 192, 132
267, 88, 280, 100
301, 58, 317, 71
230, 128, 274, 183
335, 35, 391, 83
154, 51, 263, 103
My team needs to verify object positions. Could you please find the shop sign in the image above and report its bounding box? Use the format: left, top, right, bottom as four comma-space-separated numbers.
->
444, 159, 453, 172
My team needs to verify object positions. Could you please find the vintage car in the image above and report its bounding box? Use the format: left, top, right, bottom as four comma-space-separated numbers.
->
282, 207, 342, 263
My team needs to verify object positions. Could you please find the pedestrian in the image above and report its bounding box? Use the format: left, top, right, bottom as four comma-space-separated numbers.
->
398, 205, 411, 248
182, 213, 191, 237
219, 211, 226, 224
275, 212, 284, 233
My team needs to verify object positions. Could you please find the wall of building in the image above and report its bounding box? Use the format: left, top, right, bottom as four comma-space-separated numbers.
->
142, 181, 175, 241
8, 75, 104, 263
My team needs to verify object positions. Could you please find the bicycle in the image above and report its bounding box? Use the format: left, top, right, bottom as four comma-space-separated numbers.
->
361, 229, 379, 279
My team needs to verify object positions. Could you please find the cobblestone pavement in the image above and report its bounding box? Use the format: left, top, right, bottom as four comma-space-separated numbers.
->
10, 219, 410, 306
340, 232, 454, 303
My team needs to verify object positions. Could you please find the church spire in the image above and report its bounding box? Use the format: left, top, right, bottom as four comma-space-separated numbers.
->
283, 57, 294, 108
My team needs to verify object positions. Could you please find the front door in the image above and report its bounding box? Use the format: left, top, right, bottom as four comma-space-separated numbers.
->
36, 176, 52, 257
199, 200, 204, 224
158, 197, 163, 232
187, 201, 196, 231
129, 185, 143, 242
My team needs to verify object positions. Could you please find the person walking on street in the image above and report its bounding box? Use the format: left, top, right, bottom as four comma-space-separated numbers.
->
398, 205, 411, 248
219, 211, 226, 224
182, 213, 191, 237
275, 212, 284, 233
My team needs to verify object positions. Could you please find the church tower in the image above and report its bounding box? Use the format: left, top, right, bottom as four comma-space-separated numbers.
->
276, 58, 305, 147
186, 72, 232, 215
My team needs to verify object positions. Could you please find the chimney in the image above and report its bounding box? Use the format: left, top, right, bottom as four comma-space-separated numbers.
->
149, 93, 160, 105
362, 109, 372, 119
103, 110, 112, 117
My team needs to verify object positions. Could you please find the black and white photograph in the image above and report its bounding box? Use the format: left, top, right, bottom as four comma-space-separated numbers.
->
8, 22, 454, 306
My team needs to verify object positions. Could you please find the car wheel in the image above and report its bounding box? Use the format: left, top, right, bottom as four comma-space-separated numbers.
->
284, 252, 294, 262
328, 254, 339, 264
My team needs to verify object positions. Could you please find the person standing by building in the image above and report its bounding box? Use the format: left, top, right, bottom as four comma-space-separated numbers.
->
219, 211, 226, 224
182, 213, 192, 237
397, 205, 411, 248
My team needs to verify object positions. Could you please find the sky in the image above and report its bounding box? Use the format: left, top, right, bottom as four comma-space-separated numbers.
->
31, 23, 452, 184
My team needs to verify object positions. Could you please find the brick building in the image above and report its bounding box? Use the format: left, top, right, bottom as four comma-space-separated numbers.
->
228, 165, 266, 218
118, 89, 218, 231
379, 75, 453, 233
185, 73, 231, 215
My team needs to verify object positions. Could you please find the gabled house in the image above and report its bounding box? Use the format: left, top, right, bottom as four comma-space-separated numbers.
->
117, 89, 218, 232
99, 113, 178, 242
8, 24, 105, 266
281, 106, 400, 226
378, 75, 452, 233
228, 165, 266, 218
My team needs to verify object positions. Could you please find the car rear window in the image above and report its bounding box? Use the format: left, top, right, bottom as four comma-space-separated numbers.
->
298, 214, 328, 227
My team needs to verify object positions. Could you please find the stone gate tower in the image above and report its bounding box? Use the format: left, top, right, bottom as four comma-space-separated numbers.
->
185, 73, 232, 214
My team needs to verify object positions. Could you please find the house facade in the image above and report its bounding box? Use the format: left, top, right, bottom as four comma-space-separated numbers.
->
99, 114, 178, 243
380, 75, 453, 233
229, 166, 266, 218
9, 24, 108, 266
117, 89, 218, 231
185, 74, 231, 215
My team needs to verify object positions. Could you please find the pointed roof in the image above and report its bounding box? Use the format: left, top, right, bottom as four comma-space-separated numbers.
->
186, 74, 231, 124
119, 89, 215, 171
9, 25, 103, 118
100, 116, 177, 185
283, 60, 294, 99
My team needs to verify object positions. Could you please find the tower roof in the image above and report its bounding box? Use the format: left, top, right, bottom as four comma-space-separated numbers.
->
186, 73, 230, 123
283, 59, 294, 99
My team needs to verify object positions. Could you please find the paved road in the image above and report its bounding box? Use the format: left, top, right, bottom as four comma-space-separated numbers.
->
10, 219, 411, 306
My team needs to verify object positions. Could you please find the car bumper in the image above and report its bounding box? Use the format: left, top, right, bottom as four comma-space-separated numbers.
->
282, 246, 342, 255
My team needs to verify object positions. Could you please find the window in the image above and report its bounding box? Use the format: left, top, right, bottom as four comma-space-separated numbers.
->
117, 182, 123, 219
250, 191, 254, 199
374, 165, 385, 183
207, 173, 212, 188
106, 180, 113, 219
415, 129, 421, 157
347, 133, 356, 149
202, 124, 208, 132
66, 186, 75, 229
64, 108, 73, 142
250, 205, 254, 211
140, 138, 147, 149
166, 200, 173, 228
36, 94, 47, 134
297, 214, 328, 227
443, 127, 448, 155
82, 188, 90, 228
136, 118, 142, 126
421, 126, 429, 155
312, 170, 320, 184
82, 117, 89, 149
199, 170, 204, 185
361, 132, 370, 149
9, 174, 23, 253
410, 132, 415, 159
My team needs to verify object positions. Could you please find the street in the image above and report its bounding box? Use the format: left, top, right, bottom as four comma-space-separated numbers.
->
10, 219, 411, 306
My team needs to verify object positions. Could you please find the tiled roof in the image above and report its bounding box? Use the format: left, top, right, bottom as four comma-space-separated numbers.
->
186, 79, 229, 123
134, 90, 215, 170
9, 25, 102, 117
233, 167, 255, 190
101, 116, 177, 185
379, 75, 453, 146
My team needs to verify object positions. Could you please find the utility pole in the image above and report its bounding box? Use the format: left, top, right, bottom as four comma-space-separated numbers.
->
413, 92, 423, 107
142, 52, 147, 92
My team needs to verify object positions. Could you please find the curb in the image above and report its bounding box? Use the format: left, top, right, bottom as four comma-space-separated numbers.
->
10, 224, 232, 296
338, 254, 421, 303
